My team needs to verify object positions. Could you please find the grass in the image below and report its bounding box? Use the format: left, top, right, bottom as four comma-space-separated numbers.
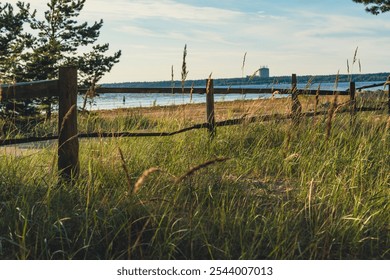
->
0, 99, 389, 260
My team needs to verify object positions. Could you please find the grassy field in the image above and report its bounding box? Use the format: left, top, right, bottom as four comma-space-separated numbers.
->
0, 97, 389, 260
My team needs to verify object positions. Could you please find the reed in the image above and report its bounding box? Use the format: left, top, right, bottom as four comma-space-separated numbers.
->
118, 147, 132, 193
171, 65, 175, 95
133, 167, 164, 194
181, 44, 188, 94
326, 93, 339, 140
0, 94, 388, 260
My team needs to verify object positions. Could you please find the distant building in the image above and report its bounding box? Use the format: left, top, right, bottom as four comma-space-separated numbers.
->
259, 66, 270, 78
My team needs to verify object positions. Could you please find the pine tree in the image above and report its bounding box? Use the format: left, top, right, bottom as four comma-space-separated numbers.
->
78, 44, 121, 111
0, 2, 36, 118
353, 0, 390, 14
19, 0, 121, 117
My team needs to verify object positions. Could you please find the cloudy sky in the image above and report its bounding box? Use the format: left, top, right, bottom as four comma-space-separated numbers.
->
25, 0, 390, 82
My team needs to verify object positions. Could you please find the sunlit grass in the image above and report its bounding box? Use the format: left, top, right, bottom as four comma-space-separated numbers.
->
0, 102, 389, 259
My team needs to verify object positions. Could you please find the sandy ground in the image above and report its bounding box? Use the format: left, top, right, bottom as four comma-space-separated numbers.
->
0, 140, 56, 156
93, 95, 343, 124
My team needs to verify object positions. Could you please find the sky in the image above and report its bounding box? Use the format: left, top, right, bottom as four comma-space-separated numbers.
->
20, 0, 390, 83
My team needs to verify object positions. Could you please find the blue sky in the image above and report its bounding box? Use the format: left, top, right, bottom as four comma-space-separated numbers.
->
27, 0, 390, 82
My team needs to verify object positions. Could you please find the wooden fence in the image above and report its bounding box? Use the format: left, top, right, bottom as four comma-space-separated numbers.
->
1, 67, 79, 180
1, 66, 389, 180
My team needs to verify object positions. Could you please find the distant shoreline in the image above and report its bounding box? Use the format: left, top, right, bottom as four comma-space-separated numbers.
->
102, 72, 390, 88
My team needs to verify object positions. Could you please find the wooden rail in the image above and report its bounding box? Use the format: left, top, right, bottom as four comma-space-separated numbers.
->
81, 86, 341, 96
0, 80, 59, 100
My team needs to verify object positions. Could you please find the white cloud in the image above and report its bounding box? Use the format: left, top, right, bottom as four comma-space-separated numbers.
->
83, 0, 243, 23
14, 0, 390, 82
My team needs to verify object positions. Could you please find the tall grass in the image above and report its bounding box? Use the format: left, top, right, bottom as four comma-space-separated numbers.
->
0, 107, 389, 260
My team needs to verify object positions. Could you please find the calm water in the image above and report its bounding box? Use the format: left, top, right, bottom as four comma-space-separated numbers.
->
79, 81, 385, 111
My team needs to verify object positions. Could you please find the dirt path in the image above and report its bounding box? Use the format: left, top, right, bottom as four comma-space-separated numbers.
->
96, 98, 290, 123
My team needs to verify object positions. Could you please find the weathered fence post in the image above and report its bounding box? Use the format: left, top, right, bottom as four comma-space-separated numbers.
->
206, 78, 216, 138
291, 74, 301, 124
349, 81, 356, 115
58, 66, 79, 180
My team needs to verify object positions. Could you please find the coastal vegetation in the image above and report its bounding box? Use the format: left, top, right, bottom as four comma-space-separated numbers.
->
0, 0, 121, 118
0, 97, 388, 259
0, 0, 389, 261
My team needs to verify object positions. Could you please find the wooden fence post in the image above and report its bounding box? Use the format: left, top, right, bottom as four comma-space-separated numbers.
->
349, 81, 356, 115
206, 78, 216, 138
291, 74, 301, 124
58, 66, 79, 180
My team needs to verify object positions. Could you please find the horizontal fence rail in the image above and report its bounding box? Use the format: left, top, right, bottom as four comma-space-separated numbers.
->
0, 80, 59, 101
2, 80, 387, 101
356, 82, 387, 91
80, 86, 343, 96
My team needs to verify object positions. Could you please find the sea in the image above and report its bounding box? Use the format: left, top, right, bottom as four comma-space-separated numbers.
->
79, 81, 386, 111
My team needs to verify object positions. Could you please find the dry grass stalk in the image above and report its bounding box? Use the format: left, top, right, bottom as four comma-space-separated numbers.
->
118, 147, 132, 193
383, 116, 390, 142
271, 90, 280, 100
334, 70, 340, 91
291, 94, 302, 124
314, 84, 321, 115
312, 84, 321, 125
241, 52, 248, 100
282, 128, 292, 158
284, 153, 300, 161
134, 167, 163, 194
305, 76, 315, 92
171, 65, 175, 95
59, 104, 76, 136
181, 44, 188, 94
227, 85, 232, 94
384, 76, 390, 88
249, 69, 260, 81
291, 75, 301, 120
242, 52, 247, 73
190, 82, 194, 102
353, 46, 359, 64
326, 93, 339, 140
348, 47, 359, 81
307, 179, 316, 217
175, 157, 230, 184
206, 73, 213, 94
131, 217, 151, 256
